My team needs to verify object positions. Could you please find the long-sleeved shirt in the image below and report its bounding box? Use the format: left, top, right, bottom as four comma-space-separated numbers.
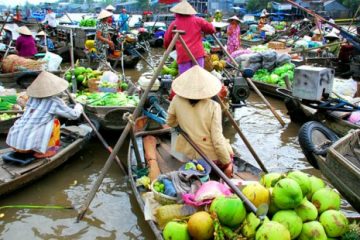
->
42, 12, 57, 28
167, 96, 233, 164
6, 96, 81, 153
16, 35, 37, 58
164, 14, 215, 64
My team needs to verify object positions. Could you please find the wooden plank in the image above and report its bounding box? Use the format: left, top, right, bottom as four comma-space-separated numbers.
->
0, 166, 13, 182
2, 160, 46, 176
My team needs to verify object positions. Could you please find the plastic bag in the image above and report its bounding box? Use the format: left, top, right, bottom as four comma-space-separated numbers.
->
332, 77, 358, 99
100, 71, 119, 83
42, 52, 62, 71
248, 53, 262, 63
276, 53, 291, 66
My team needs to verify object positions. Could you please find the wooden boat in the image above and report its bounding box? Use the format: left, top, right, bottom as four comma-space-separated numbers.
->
0, 124, 92, 196
0, 70, 64, 89
241, 38, 265, 48
251, 79, 288, 100
286, 99, 359, 136
303, 127, 360, 212
128, 127, 262, 240
0, 110, 22, 134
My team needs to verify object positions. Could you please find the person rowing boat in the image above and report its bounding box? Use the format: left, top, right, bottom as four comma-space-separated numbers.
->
166, 66, 234, 177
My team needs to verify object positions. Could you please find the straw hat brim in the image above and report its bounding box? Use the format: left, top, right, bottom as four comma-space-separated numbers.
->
17, 26, 32, 36
27, 71, 69, 98
170, 1, 197, 15
36, 31, 46, 36
228, 16, 241, 23
172, 66, 222, 100
105, 5, 115, 11
97, 9, 113, 20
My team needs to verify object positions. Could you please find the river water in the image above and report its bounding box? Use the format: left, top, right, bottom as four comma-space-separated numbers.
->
0, 49, 357, 239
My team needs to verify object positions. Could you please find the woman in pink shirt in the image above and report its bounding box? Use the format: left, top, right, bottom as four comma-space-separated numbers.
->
164, 1, 215, 74
226, 16, 241, 54
15, 26, 37, 58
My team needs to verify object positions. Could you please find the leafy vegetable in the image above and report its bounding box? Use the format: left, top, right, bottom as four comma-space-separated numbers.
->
76, 92, 139, 107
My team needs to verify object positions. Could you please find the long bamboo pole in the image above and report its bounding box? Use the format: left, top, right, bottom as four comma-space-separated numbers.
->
211, 34, 286, 127
76, 31, 181, 221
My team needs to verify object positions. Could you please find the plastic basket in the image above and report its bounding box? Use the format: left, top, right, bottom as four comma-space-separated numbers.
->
150, 179, 177, 205
98, 87, 118, 93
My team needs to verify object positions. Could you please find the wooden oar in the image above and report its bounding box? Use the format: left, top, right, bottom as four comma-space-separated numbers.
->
65, 89, 127, 175
211, 33, 286, 127
76, 31, 182, 221
176, 127, 268, 217
177, 35, 269, 173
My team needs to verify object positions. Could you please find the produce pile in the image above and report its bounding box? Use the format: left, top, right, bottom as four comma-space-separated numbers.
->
153, 170, 358, 240
162, 61, 178, 77
75, 92, 139, 107
0, 96, 17, 111
0, 113, 18, 121
64, 67, 102, 87
79, 19, 97, 27
253, 63, 295, 87
2, 55, 44, 73
272, 21, 287, 31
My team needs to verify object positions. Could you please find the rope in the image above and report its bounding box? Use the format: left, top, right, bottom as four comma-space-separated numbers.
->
123, 112, 135, 125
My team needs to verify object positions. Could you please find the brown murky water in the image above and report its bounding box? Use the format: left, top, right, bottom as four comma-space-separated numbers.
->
0, 49, 357, 239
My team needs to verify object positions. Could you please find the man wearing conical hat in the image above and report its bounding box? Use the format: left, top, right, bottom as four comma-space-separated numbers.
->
164, 0, 215, 74
323, 31, 341, 57
167, 66, 234, 177
36, 31, 55, 52
15, 26, 37, 58
6, 72, 83, 158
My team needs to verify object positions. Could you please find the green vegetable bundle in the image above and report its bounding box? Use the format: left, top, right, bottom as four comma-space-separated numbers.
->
76, 92, 139, 107
0, 95, 16, 110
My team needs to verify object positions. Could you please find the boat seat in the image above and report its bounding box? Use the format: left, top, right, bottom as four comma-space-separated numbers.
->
2, 151, 36, 166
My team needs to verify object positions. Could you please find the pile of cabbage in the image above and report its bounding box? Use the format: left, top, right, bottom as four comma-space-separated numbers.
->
76, 92, 139, 107
253, 63, 295, 87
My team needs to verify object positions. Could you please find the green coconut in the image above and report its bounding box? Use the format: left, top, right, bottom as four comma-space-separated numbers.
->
311, 188, 340, 213
299, 221, 327, 240
295, 197, 318, 222
273, 178, 303, 209
261, 173, 283, 188
307, 176, 326, 199
272, 210, 303, 239
210, 196, 246, 228
241, 212, 261, 239
256, 221, 291, 240
163, 221, 191, 240
319, 210, 349, 237
287, 171, 311, 196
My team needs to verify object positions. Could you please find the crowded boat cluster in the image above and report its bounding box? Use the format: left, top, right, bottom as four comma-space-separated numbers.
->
0, 0, 360, 239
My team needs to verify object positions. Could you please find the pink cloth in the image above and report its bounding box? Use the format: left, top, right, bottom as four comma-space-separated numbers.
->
227, 24, 241, 54
164, 14, 215, 64
15, 35, 37, 58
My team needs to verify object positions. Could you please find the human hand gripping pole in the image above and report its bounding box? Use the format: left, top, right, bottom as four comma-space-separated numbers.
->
76, 31, 183, 221
175, 127, 268, 218
64, 89, 127, 176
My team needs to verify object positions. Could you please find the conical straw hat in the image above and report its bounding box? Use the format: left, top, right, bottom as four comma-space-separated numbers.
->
170, 1, 197, 15
97, 9, 113, 20
228, 16, 241, 23
27, 71, 69, 98
36, 31, 46, 36
105, 5, 115, 11
172, 66, 222, 100
325, 31, 339, 39
17, 26, 32, 36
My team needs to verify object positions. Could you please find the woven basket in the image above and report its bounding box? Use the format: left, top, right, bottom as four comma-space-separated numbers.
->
88, 78, 99, 92
150, 179, 177, 205
268, 41, 286, 50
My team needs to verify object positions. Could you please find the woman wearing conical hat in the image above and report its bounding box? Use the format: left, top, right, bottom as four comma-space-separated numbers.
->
6, 72, 83, 158
167, 66, 234, 177
15, 26, 37, 58
227, 16, 241, 54
36, 31, 55, 52
95, 9, 115, 69
164, 0, 215, 74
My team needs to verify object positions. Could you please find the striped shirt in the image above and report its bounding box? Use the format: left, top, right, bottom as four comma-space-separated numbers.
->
6, 96, 81, 153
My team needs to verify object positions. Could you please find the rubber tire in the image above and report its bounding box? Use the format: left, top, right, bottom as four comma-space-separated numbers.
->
298, 121, 339, 169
